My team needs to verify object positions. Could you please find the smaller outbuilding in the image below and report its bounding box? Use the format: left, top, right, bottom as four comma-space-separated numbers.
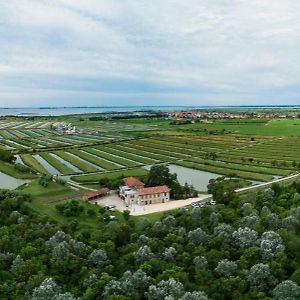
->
82, 188, 110, 201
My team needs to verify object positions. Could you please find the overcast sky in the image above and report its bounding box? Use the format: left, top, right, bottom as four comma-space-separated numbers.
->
1, 0, 300, 107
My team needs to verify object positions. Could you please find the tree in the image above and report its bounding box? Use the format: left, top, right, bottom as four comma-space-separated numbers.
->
144, 165, 191, 199
88, 249, 110, 269
30, 278, 60, 300
180, 291, 209, 300
103, 269, 150, 297
273, 280, 300, 300
145, 165, 177, 187
240, 203, 254, 216
263, 212, 281, 230
38, 175, 53, 187
30, 278, 78, 300
56, 200, 84, 217
271, 183, 281, 197
215, 259, 237, 278
282, 215, 298, 228
193, 256, 208, 273
240, 214, 260, 229
46, 231, 84, 255
51, 241, 70, 261
232, 227, 258, 249
260, 231, 285, 261
10, 255, 23, 275
247, 263, 277, 292
163, 247, 177, 262
213, 223, 234, 245
188, 228, 210, 245
147, 278, 185, 300
207, 177, 240, 204
0, 148, 15, 163
162, 215, 176, 231
134, 245, 154, 263
122, 210, 131, 222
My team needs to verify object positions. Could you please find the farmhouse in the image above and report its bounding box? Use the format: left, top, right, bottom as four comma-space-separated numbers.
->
82, 188, 110, 201
123, 176, 145, 189
119, 177, 170, 206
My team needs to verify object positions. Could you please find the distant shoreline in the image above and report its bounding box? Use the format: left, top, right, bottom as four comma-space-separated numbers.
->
0, 105, 300, 117
1, 105, 300, 109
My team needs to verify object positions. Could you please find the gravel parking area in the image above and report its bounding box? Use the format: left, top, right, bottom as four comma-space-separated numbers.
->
91, 191, 127, 212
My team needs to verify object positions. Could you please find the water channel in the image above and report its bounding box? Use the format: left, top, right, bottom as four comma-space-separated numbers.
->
0, 171, 30, 189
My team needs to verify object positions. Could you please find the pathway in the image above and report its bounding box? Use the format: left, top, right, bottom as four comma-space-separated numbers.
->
235, 172, 300, 193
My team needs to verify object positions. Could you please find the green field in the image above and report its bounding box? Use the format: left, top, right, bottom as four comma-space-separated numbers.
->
1, 116, 300, 188
72, 167, 148, 183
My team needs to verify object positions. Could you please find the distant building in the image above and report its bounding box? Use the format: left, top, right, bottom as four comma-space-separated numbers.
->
119, 177, 170, 206
53, 122, 78, 135
82, 188, 110, 201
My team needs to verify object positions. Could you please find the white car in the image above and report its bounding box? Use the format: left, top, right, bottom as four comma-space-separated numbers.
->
210, 200, 217, 205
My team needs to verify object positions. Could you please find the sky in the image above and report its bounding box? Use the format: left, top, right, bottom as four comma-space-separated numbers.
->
1, 0, 300, 107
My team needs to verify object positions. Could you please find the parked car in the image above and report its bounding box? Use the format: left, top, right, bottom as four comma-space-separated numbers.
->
105, 204, 116, 211
191, 201, 205, 208
210, 199, 217, 205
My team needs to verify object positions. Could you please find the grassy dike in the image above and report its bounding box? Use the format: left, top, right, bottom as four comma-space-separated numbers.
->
20, 154, 50, 175
39, 152, 75, 174
0, 162, 37, 179
71, 167, 148, 183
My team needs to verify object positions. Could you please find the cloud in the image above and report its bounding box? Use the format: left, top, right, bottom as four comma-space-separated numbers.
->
0, 0, 300, 106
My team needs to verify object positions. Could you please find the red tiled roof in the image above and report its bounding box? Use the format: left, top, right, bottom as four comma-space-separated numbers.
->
123, 177, 144, 187
137, 185, 170, 196
82, 188, 110, 200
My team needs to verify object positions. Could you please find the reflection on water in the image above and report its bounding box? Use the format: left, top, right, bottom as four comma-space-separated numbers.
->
0, 172, 29, 189
144, 164, 220, 191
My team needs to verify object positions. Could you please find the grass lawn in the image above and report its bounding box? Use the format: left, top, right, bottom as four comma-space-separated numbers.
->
22, 180, 125, 232
21, 180, 167, 234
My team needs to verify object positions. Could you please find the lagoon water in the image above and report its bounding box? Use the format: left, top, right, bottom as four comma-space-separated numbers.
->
1, 105, 299, 116
0, 172, 29, 189
144, 164, 220, 191
0, 106, 193, 116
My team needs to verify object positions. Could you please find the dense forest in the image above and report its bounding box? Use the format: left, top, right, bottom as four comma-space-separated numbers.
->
1, 179, 300, 299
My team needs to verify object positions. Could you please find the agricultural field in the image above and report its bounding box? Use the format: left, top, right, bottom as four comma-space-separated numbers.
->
1, 116, 300, 190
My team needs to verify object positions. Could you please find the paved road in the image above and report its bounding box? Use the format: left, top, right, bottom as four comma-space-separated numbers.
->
235, 173, 300, 193
130, 194, 211, 216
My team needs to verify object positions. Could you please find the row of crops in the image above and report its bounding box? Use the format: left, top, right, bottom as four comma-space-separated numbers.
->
11, 133, 298, 184
0, 128, 129, 151
2, 120, 299, 185
0, 121, 52, 129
